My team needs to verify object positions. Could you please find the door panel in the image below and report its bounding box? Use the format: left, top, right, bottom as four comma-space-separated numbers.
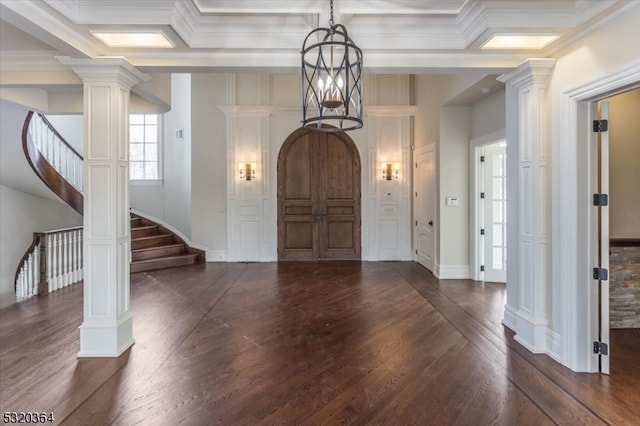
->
483, 142, 507, 283
415, 148, 435, 271
278, 128, 361, 260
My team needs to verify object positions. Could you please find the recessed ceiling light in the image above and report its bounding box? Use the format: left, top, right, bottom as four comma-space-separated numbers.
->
91, 32, 174, 48
481, 34, 559, 50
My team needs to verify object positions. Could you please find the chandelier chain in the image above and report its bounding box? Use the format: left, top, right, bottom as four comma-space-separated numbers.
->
329, 0, 334, 27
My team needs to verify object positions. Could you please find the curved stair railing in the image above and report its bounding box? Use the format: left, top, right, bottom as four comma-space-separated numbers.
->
17, 111, 204, 302
22, 111, 83, 215
16, 111, 84, 300
14, 227, 83, 300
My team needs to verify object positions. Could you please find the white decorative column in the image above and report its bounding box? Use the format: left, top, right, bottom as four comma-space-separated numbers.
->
59, 57, 150, 357
499, 59, 556, 353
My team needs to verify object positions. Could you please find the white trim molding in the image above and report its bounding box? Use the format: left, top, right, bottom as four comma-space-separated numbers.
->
435, 264, 470, 280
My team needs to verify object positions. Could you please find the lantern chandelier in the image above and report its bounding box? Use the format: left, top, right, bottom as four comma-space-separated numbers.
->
301, 0, 363, 132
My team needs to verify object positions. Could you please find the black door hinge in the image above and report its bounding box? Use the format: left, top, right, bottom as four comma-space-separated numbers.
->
480, 228, 485, 236
593, 119, 608, 132
593, 341, 609, 355
480, 265, 485, 272
480, 155, 485, 162
593, 267, 609, 281
480, 192, 485, 199
593, 194, 608, 206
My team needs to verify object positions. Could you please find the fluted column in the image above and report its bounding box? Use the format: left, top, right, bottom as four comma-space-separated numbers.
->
59, 57, 149, 357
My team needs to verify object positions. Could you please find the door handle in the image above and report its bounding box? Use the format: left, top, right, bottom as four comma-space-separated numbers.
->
428, 220, 433, 226
313, 212, 326, 221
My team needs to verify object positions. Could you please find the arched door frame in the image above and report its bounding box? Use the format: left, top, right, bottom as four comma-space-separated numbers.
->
277, 127, 361, 260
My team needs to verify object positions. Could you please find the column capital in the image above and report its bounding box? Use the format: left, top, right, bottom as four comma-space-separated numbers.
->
57, 56, 150, 89
498, 58, 556, 89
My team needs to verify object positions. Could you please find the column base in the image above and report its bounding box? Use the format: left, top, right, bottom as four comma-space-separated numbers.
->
511, 309, 549, 354
78, 313, 134, 357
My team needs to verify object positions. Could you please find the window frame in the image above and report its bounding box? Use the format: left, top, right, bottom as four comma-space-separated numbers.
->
129, 113, 163, 184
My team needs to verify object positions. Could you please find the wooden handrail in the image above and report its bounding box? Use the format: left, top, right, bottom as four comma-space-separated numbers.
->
22, 111, 84, 214
14, 233, 42, 292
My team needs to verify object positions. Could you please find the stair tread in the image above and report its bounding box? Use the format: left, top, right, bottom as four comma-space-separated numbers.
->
131, 224, 158, 231
131, 253, 198, 264
131, 233, 172, 241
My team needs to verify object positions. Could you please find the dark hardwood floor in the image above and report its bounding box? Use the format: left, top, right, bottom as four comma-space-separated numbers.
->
1, 262, 638, 425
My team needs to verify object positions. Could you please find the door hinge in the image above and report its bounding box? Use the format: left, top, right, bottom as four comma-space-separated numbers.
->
593, 341, 609, 356
480, 192, 485, 199
593, 267, 609, 281
480, 265, 485, 272
415, 249, 418, 255
480, 155, 485, 162
593, 119, 608, 132
415, 162, 418, 168
480, 228, 485, 236
415, 220, 418, 226
593, 194, 608, 206
415, 191, 418, 197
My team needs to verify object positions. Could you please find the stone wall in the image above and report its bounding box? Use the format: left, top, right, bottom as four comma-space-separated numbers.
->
610, 243, 640, 329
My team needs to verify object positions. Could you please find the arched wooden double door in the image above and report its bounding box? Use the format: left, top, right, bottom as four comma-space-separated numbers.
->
277, 128, 361, 260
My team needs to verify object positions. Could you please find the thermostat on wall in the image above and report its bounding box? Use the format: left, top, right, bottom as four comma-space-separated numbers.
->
446, 197, 459, 206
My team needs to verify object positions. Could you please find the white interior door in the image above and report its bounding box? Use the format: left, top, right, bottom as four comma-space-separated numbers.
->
597, 101, 610, 375
415, 147, 435, 272
482, 142, 507, 283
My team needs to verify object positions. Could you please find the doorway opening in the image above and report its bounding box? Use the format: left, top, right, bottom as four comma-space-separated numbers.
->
277, 127, 361, 260
596, 89, 640, 376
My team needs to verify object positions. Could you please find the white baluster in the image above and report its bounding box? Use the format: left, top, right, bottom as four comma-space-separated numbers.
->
64, 231, 70, 287
46, 234, 53, 293
26, 254, 33, 297
34, 245, 40, 295
17, 270, 23, 300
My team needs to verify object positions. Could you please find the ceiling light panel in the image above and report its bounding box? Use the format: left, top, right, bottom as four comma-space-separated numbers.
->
481, 34, 559, 50
91, 32, 174, 48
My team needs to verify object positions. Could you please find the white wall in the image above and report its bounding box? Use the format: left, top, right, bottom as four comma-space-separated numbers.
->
190, 74, 228, 256
438, 106, 471, 277
0, 184, 81, 307
608, 88, 640, 238
471, 89, 506, 140
45, 114, 84, 154
163, 74, 192, 238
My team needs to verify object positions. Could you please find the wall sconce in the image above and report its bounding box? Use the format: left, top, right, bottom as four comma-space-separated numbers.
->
238, 162, 256, 181
381, 163, 400, 180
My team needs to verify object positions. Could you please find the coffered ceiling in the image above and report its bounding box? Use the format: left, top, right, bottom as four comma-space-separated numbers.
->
0, 0, 630, 74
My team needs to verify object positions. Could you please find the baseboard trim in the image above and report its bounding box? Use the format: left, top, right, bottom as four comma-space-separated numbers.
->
435, 264, 470, 279
206, 250, 228, 262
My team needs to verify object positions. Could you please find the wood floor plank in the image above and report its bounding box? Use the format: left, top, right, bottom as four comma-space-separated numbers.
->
1, 262, 638, 425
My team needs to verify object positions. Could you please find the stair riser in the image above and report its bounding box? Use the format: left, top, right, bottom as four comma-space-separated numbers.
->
131, 226, 160, 239
130, 254, 199, 273
131, 234, 175, 250
132, 245, 186, 261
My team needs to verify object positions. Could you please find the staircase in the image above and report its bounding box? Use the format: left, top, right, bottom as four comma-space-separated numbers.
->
130, 214, 202, 273
16, 111, 204, 299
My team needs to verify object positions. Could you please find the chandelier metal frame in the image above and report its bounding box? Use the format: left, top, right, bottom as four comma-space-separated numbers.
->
301, 0, 363, 132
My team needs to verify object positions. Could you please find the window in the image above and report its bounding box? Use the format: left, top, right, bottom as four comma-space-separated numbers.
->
130, 114, 160, 180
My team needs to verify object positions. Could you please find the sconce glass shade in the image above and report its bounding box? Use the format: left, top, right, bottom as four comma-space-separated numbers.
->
301, 19, 363, 132
238, 163, 256, 181
382, 163, 400, 180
